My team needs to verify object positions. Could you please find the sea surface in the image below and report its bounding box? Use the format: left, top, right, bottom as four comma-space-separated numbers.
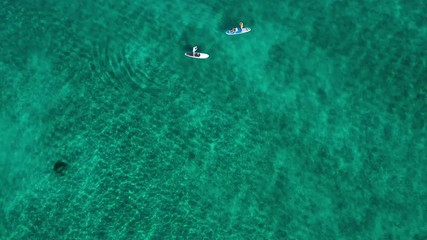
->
1, 0, 426, 239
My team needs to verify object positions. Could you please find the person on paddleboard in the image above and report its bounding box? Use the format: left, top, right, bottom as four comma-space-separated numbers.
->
192, 46, 200, 57
230, 22, 244, 33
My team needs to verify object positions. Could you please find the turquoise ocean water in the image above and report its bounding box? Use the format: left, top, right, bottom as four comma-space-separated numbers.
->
1, 0, 426, 239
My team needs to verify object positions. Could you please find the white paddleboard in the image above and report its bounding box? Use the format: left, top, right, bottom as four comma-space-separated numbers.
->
185, 52, 209, 59
225, 27, 251, 35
